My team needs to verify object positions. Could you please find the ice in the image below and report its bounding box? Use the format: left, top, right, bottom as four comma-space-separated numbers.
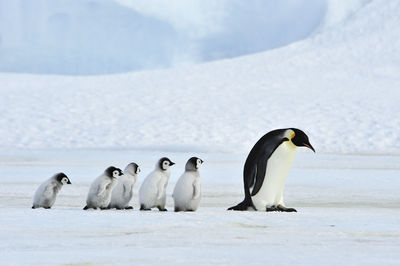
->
1, 0, 400, 264
0, 0, 329, 75
0, 150, 399, 265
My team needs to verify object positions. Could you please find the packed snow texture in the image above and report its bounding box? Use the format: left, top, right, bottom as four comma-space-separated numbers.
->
0, 150, 399, 265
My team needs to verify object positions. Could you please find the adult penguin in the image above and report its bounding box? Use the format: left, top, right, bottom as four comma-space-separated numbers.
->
228, 128, 315, 212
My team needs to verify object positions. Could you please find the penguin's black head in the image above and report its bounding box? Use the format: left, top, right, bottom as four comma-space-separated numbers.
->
185, 157, 204, 171
125, 162, 140, 175
105, 166, 123, 178
289, 128, 315, 152
158, 157, 175, 171
55, 172, 71, 185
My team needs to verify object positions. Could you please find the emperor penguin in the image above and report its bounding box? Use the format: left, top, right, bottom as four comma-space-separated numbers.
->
108, 162, 140, 210
139, 157, 175, 211
228, 128, 315, 212
32, 173, 71, 209
83, 166, 123, 210
173, 157, 203, 212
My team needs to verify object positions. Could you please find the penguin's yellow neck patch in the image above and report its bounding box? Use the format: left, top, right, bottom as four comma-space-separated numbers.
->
290, 132, 295, 139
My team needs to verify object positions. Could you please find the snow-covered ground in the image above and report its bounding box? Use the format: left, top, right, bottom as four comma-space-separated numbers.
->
1, 0, 400, 264
0, 150, 399, 265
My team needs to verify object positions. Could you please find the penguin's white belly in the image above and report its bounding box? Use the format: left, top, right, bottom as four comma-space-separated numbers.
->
109, 177, 135, 208
87, 178, 116, 208
33, 181, 60, 208
173, 173, 201, 211
89, 190, 112, 208
252, 141, 297, 211
139, 172, 169, 208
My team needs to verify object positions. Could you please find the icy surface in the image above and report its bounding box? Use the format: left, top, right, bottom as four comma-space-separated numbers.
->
1, 1, 399, 264
0, 150, 399, 265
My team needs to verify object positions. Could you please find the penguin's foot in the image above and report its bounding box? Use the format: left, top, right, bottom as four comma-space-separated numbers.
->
140, 204, 151, 211
277, 205, 297, 212
174, 208, 194, 212
100, 207, 109, 210
125, 206, 133, 210
44, 206, 51, 209
266, 206, 279, 212
83, 206, 98, 210
157, 206, 167, 212
227, 199, 252, 211
32, 206, 36, 209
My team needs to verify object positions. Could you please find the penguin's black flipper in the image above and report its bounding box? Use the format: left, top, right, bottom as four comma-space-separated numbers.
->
250, 156, 269, 196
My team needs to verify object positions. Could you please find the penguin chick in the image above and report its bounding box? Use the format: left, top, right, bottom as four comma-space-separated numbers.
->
173, 157, 203, 212
83, 166, 123, 210
139, 157, 175, 211
32, 173, 71, 209
108, 163, 140, 210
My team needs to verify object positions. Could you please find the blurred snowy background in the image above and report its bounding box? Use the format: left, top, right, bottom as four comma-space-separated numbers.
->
1, 0, 398, 154
0, 0, 358, 75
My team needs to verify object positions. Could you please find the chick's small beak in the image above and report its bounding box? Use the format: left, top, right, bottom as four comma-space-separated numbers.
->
170, 162, 175, 166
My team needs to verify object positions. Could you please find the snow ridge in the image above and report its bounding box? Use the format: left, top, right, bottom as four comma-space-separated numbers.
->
0, 0, 399, 154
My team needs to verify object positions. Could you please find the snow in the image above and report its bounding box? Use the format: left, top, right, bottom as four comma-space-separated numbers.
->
1, 0, 400, 154
0, 0, 327, 74
0, 150, 399, 265
1, 0, 400, 264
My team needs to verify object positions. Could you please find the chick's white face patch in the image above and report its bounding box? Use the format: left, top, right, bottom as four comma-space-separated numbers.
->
112, 170, 120, 178
162, 161, 170, 170
196, 159, 203, 169
61, 177, 69, 185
